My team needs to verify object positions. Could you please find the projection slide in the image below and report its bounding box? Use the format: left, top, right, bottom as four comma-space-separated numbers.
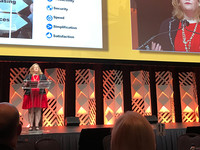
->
0, 0, 102, 48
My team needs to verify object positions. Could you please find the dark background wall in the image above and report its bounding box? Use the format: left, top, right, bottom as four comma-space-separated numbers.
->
1, 57, 200, 124
133, 0, 173, 46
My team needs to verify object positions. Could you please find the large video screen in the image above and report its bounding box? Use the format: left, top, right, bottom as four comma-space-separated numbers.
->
1, 0, 200, 63
132, 0, 200, 53
0, 0, 102, 48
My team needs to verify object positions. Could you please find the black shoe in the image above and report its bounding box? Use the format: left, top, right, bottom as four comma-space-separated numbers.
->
35, 126, 40, 131
29, 126, 33, 131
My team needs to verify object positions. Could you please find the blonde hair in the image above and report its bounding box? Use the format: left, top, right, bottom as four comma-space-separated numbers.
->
172, 0, 200, 20
29, 63, 43, 75
111, 111, 156, 150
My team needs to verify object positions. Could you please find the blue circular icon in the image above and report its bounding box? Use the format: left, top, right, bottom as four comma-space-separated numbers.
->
47, 5, 53, 11
46, 15, 53, 21
46, 24, 53, 30
47, 0, 52, 2
46, 32, 52, 38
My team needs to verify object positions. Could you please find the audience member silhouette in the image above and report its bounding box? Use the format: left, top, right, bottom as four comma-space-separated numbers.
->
111, 111, 156, 150
0, 102, 22, 150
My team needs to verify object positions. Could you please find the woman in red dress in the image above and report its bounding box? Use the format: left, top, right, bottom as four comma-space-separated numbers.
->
151, 0, 200, 52
22, 63, 48, 131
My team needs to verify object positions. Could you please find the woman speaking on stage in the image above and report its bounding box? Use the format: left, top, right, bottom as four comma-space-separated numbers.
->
152, 0, 200, 52
22, 63, 48, 131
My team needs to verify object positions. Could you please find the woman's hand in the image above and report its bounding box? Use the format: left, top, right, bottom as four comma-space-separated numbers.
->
151, 42, 162, 51
22, 81, 28, 87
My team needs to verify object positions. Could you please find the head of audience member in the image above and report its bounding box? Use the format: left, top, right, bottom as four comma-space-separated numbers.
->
111, 111, 156, 150
0, 102, 22, 149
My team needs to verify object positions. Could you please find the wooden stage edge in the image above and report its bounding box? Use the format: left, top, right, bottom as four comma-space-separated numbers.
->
21, 122, 200, 136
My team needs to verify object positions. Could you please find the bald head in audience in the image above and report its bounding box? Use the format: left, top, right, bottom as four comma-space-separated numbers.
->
111, 111, 156, 150
0, 102, 22, 149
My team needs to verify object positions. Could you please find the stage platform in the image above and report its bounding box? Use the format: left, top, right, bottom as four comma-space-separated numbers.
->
18, 122, 200, 150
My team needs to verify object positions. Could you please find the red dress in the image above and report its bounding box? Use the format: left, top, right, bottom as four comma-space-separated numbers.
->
22, 75, 48, 109
174, 22, 200, 52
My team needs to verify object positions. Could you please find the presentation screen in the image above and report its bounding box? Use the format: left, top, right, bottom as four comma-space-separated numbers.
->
0, 0, 103, 48
132, 0, 200, 53
1, 0, 200, 64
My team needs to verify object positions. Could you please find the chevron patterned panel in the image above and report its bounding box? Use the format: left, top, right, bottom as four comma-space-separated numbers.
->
43, 99, 57, 126
132, 99, 145, 115
43, 68, 65, 127
9, 68, 30, 127
76, 69, 96, 125
56, 68, 65, 126
179, 72, 199, 122
76, 69, 89, 84
131, 71, 152, 116
158, 112, 173, 123
76, 114, 89, 125
57, 114, 64, 126
57, 68, 66, 84
182, 112, 197, 122
103, 70, 124, 125
75, 99, 96, 125
103, 70, 115, 125
10, 68, 29, 85
89, 99, 96, 125
155, 71, 175, 123
103, 70, 115, 100
114, 70, 123, 84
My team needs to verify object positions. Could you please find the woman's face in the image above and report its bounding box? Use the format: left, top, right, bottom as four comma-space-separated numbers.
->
33, 65, 39, 73
179, 0, 199, 13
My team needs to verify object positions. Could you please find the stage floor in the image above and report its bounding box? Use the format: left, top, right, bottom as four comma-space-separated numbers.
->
19, 122, 200, 150
21, 122, 200, 135
21, 124, 113, 135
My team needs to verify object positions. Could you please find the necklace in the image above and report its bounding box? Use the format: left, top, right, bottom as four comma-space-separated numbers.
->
33, 74, 39, 81
182, 22, 198, 52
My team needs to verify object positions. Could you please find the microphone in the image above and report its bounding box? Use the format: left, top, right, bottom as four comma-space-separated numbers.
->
184, 20, 200, 35
138, 19, 192, 50
182, 19, 190, 28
